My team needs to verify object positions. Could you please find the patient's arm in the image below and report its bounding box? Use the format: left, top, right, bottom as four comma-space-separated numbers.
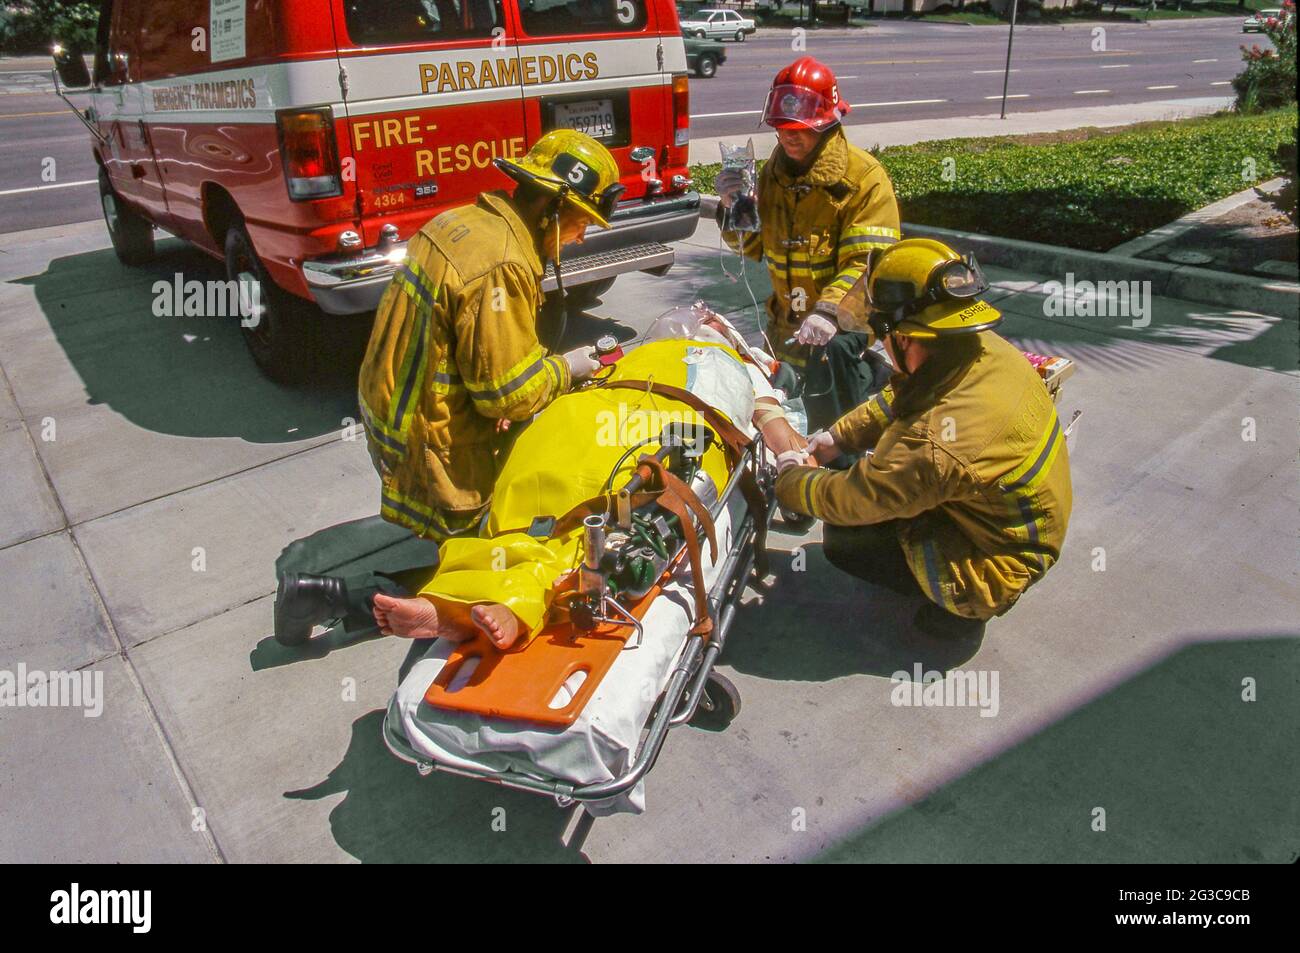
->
753, 399, 805, 456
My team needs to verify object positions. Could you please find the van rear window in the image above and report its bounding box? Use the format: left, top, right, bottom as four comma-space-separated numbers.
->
342, 0, 503, 45
519, 0, 648, 36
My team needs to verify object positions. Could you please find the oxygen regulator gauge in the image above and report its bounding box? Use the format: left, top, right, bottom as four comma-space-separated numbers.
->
596, 334, 624, 366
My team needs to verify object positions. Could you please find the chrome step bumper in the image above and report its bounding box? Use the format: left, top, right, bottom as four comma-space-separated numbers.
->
302, 191, 699, 315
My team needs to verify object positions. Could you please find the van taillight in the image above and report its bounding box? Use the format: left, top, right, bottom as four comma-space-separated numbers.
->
276, 108, 343, 201
672, 73, 689, 148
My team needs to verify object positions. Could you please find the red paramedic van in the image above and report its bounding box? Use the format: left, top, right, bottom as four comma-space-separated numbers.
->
53, 0, 698, 380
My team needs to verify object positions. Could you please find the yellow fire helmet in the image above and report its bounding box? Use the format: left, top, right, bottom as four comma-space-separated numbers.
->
493, 129, 625, 228
864, 238, 1002, 340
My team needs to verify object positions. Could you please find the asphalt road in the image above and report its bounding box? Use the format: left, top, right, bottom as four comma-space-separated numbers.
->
691, 17, 1247, 135
0, 17, 1250, 234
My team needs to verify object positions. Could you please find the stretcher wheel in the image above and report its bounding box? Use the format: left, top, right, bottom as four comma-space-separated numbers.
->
692, 671, 741, 731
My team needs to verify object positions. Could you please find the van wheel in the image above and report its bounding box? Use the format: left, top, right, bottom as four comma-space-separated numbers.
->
696, 54, 718, 79
224, 224, 319, 384
565, 276, 616, 310
99, 168, 154, 265
734, 30, 745, 42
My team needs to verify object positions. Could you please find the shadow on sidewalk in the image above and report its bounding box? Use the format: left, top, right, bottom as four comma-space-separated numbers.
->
723, 542, 985, 682
14, 240, 368, 442
814, 634, 1300, 863
286, 709, 588, 863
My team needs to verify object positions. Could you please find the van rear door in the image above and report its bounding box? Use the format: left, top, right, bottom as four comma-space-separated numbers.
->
327, 0, 528, 247
512, 0, 671, 203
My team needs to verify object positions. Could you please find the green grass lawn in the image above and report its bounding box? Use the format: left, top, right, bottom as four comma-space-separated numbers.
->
691, 109, 1297, 251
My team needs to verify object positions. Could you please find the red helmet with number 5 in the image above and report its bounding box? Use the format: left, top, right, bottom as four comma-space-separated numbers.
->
761, 57, 849, 132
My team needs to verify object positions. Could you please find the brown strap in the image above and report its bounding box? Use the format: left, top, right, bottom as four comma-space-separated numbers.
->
636, 454, 717, 636
602, 377, 770, 565
550, 490, 658, 538
600, 379, 753, 466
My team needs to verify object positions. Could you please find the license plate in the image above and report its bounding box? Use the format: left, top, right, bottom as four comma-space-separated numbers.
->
554, 100, 616, 140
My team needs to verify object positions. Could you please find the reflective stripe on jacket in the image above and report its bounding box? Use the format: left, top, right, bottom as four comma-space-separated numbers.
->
776, 332, 1073, 619
722, 127, 901, 367
357, 191, 571, 537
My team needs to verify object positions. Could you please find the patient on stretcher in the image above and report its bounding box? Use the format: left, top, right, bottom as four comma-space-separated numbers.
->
373, 313, 804, 651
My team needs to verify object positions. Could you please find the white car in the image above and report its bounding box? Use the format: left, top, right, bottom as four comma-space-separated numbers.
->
1242, 9, 1281, 32
680, 8, 757, 42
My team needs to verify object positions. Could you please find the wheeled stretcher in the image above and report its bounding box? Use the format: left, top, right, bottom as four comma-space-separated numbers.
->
382, 432, 776, 815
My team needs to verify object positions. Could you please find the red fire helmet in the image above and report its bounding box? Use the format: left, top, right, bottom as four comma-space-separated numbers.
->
761, 56, 850, 132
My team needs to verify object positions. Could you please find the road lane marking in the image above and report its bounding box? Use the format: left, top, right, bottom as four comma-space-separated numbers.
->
985, 94, 1029, 99
973, 69, 1019, 74
0, 110, 68, 119
693, 109, 762, 118
1193, 59, 1218, 63
1074, 89, 1110, 95
1210, 81, 1231, 86
1099, 64, 1130, 69
0, 179, 96, 197
850, 98, 947, 108
1146, 85, 1178, 90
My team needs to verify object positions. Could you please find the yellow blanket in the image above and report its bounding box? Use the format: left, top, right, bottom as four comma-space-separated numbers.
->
417, 339, 746, 638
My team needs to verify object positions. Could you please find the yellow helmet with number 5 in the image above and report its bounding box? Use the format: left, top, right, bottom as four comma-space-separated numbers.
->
493, 129, 624, 228
864, 238, 1002, 340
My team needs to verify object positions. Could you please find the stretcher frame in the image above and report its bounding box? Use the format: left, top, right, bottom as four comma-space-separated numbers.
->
382, 437, 775, 808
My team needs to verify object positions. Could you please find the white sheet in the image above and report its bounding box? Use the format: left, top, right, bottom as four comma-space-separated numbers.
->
388, 504, 737, 815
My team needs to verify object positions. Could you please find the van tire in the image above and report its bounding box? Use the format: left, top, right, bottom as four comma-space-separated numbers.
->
565, 276, 616, 309
696, 54, 718, 79
224, 224, 319, 384
99, 168, 154, 266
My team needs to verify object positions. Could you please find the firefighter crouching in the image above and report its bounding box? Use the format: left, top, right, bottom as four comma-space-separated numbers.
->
716, 56, 902, 439
774, 239, 1073, 639
273, 130, 625, 646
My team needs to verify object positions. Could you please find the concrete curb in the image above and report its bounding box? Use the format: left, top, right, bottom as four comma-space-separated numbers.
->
697, 195, 1299, 316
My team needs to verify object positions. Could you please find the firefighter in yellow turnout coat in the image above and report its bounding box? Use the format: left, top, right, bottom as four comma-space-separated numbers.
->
356, 129, 625, 539
718, 57, 901, 435
274, 130, 625, 646
775, 239, 1073, 637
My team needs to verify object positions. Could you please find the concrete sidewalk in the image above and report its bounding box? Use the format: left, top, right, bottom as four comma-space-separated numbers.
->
0, 215, 1296, 863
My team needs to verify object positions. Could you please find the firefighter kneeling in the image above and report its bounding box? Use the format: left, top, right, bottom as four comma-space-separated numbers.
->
775, 239, 1073, 638
275, 130, 624, 645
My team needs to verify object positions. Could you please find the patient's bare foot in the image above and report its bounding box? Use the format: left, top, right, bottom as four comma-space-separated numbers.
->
471, 603, 522, 650
373, 593, 472, 641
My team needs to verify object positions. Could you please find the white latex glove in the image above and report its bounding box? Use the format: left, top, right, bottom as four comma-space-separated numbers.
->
714, 169, 746, 209
562, 345, 600, 381
794, 311, 838, 346
805, 429, 841, 465
776, 449, 810, 474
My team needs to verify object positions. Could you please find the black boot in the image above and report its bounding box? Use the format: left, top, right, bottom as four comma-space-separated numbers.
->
274, 572, 349, 646
913, 601, 986, 641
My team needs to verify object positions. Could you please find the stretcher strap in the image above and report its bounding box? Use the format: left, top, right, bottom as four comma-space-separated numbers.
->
633, 454, 718, 637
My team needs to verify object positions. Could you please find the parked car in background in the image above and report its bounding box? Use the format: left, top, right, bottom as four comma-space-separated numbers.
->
679, 8, 756, 41
1242, 8, 1281, 31
683, 32, 727, 78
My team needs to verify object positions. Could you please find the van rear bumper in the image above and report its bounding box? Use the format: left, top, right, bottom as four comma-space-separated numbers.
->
302, 191, 701, 315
